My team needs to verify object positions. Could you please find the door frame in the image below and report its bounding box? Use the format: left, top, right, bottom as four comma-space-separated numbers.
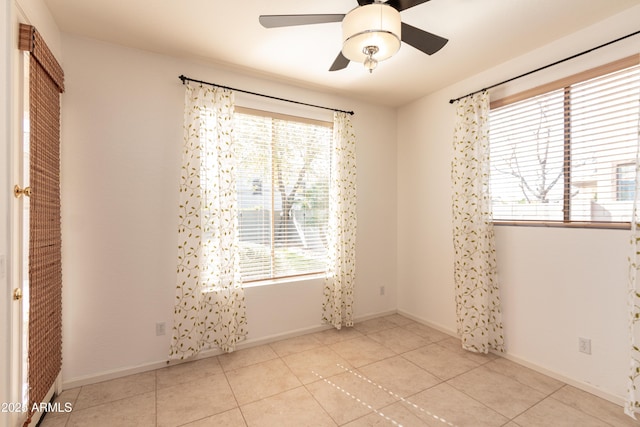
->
9, 47, 29, 427
0, 0, 13, 422
3, 3, 30, 426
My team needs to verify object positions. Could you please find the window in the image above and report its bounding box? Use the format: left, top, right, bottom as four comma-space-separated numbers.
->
616, 163, 636, 201
234, 108, 332, 282
489, 59, 640, 225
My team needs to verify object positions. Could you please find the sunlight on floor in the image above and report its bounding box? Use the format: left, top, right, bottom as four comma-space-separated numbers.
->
313, 363, 458, 427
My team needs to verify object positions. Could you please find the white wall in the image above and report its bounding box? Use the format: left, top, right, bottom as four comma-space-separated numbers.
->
397, 6, 640, 403
59, 35, 397, 385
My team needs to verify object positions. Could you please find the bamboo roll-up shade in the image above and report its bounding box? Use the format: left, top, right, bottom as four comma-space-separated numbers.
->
19, 24, 64, 91
18, 24, 64, 426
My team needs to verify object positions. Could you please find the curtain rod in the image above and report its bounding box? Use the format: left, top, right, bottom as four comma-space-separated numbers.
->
178, 75, 354, 116
448, 29, 640, 104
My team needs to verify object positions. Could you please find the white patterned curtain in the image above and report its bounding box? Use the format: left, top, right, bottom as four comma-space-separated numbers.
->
451, 91, 505, 354
322, 112, 357, 329
170, 83, 247, 360
626, 105, 640, 419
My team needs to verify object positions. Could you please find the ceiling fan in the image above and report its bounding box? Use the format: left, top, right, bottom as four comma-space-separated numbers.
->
259, 0, 448, 73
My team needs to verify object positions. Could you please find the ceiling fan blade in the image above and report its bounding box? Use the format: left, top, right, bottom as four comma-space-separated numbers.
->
357, 0, 375, 5
401, 22, 448, 55
259, 14, 344, 28
329, 51, 350, 71
386, 0, 430, 11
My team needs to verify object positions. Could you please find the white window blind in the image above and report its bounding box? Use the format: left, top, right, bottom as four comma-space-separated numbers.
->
489, 62, 640, 224
234, 108, 332, 282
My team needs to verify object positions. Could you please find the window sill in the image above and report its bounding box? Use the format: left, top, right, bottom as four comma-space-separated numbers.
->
242, 273, 326, 288
493, 220, 631, 230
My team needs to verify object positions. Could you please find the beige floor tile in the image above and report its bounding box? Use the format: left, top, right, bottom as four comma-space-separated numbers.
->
43, 387, 81, 423
402, 322, 451, 343
403, 343, 480, 380
38, 414, 70, 427
67, 391, 155, 427
54, 387, 81, 406
226, 358, 301, 405
357, 356, 441, 398
241, 386, 336, 427
306, 370, 398, 425
514, 397, 609, 427
157, 355, 223, 389
447, 366, 545, 418
283, 346, 353, 384
269, 333, 323, 357
74, 371, 156, 410
382, 314, 415, 327
329, 336, 396, 367
157, 372, 237, 427
182, 408, 247, 426
401, 383, 509, 427
352, 317, 398, 335
436, 337, 498, 365
58, 315, 637, 427
552, 385, 639, 426
311, 327, 364, 345
484, 358, 564, 395
367, 326, 430, 354
343, 401, 429, 426
218, 344, 279, 371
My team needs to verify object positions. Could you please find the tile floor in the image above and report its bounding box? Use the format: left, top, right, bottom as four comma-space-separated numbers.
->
40, 314, 639, 426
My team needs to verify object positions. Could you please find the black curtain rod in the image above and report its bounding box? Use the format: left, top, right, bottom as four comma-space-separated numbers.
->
449, 30, 640, 104
179, 75, 354, 116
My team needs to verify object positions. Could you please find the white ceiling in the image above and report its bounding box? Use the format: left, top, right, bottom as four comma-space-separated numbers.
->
43, 0, 639, 107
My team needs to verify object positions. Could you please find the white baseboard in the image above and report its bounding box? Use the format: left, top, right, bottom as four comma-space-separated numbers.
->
497, 352, 624, 406
62, 310, 396, 390
62, 359, 170, 390
397, 309, 624, 407
63, 308, 626, 408
396, 309, 458, 337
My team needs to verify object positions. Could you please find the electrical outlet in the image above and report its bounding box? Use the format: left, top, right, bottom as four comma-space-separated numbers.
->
156, 322, 166, 336
380, 286, 385, 296
578, 337, 591, 354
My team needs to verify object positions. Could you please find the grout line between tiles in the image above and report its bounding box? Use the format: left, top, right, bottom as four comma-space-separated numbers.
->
301, 381, 341, 426
335, 363, 457, 427
546, 391, 622, 427
220, 357, 249, 427
311, 370, 404, 426
444, 366, 538, 422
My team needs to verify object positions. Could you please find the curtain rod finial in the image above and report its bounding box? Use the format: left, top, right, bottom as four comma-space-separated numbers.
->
179, 75, 187, 84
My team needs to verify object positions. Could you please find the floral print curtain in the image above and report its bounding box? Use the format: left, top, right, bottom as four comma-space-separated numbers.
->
170, 83, 247, 360
451, 91, 505, 354
322, 112, 357, 329
626, 123, 640, 418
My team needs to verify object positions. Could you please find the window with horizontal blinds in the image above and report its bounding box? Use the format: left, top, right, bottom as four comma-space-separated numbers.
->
234, 108, 332, 282
489, 62, 640, 225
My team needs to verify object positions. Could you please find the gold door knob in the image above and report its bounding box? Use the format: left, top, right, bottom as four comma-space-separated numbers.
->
13, 288, 23, 301
13, 185, 31, 198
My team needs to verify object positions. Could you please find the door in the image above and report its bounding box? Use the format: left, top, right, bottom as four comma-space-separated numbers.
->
9, 50, 31, 427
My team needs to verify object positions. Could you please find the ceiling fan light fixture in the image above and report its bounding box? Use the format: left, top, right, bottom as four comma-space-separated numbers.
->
342, 3, 401, 70
363, 46, 379, 73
